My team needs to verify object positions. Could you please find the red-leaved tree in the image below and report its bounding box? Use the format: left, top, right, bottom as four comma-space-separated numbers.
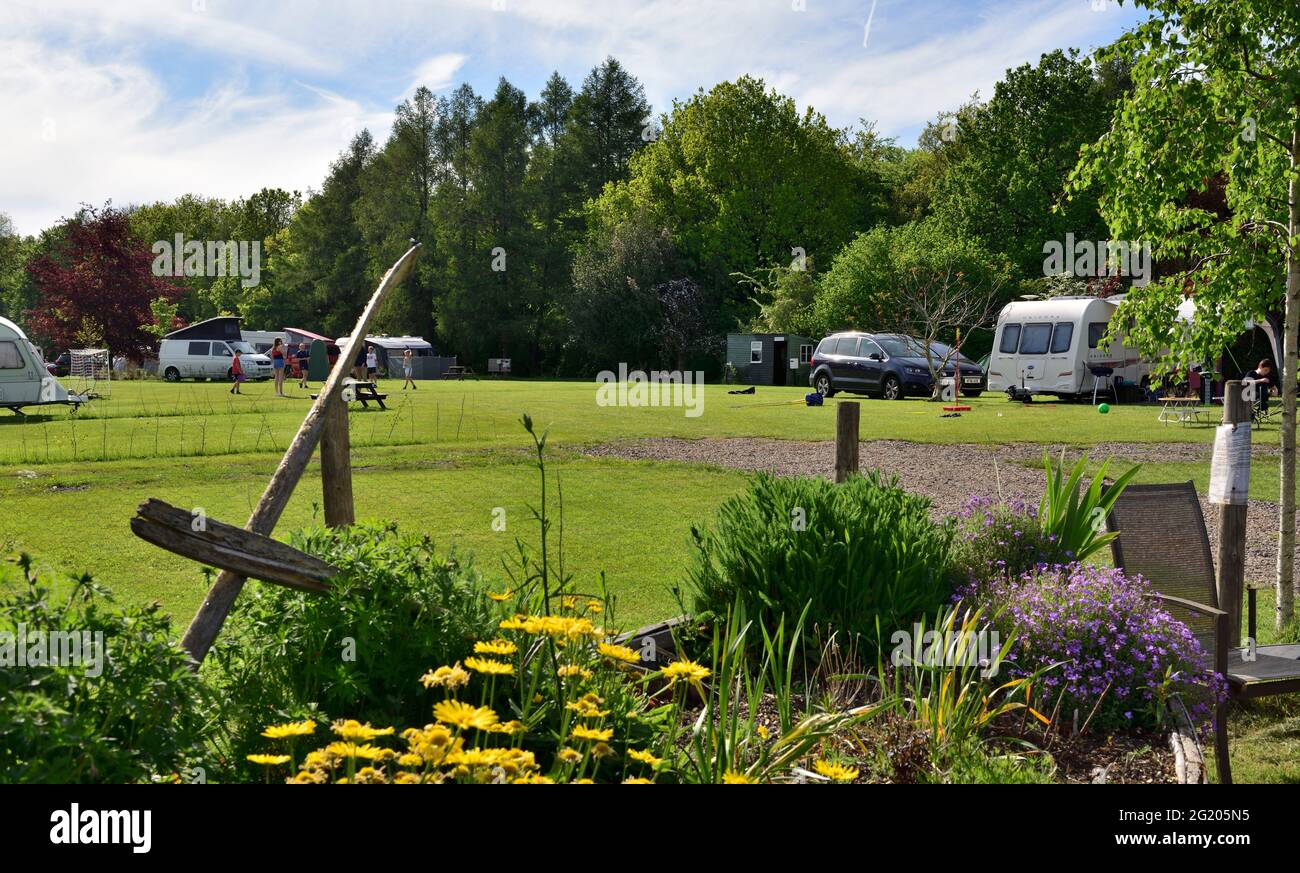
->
25, 204, 182, 360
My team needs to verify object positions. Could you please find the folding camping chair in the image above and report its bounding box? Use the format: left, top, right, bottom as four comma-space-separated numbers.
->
1104, 482, 1300, 784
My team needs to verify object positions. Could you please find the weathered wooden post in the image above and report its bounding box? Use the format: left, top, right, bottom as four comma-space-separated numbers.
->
320, 396, 354, 528
1214, 380, 1251, 647
178, 244, 420, 664
834, 401, 860, 483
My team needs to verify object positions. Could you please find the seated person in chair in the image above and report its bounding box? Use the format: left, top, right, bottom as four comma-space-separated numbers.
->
1244, 359, 1278, 414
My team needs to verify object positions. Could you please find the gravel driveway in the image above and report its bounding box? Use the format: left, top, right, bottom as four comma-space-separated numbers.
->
583, 437, 1294, 591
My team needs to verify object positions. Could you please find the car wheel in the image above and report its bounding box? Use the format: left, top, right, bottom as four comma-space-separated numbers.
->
164, 367, 180, 382
882, 375, 903, 400
814, 373, 836, 397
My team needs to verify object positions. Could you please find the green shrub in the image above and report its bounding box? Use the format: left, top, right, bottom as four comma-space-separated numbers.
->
202, 522, 499, 776
686, 472, 955, 644
0, 557, 204, 783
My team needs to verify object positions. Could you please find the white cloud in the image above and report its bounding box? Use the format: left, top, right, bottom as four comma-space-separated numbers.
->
398, 53, 471, 101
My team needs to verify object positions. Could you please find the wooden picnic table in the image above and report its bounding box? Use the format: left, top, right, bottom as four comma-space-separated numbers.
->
441, 365, 476, 380
1157, 395, 1203, 427
312, 378, 388, 410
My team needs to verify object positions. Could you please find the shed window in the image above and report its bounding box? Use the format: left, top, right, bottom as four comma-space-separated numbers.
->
187, 341, 210, 356
799, 344, 813, 363
750, 341, 762, 364
999, 324, 1021, 354
1018, 323, 1052, 355
1050, 323, 1074, 354
0, 341, 23, 369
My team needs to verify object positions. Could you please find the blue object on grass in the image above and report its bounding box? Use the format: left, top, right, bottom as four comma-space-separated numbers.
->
805, 392, 824, 406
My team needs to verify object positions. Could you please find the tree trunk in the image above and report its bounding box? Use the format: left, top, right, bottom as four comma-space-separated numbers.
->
1279, 122, 1300, 632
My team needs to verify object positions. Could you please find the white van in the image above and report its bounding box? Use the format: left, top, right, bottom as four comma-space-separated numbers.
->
987, 296, 1149, 398
158, 338, 272, 382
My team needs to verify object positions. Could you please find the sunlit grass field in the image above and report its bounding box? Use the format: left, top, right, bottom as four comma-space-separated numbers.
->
0, 376, 1249, 631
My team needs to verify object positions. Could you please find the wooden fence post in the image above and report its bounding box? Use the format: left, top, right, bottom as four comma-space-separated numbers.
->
178, 244, 420, 665
1218, 380, 1250, 647
834, 401, 860, 483
320, 395, 354, 528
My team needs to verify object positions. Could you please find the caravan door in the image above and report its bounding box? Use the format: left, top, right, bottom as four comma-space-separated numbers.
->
0, 336, 41, 406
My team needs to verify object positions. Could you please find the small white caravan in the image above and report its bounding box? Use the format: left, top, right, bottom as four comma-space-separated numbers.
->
0, 316, 84, 414
987, 296, 1149, 398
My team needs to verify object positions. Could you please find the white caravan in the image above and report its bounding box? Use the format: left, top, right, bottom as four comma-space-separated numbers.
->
987, 297, 1150, 398
0, 316, 85, 414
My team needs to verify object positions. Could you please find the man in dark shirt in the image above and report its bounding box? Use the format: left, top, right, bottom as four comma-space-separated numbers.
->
1244, 359, 1277, 414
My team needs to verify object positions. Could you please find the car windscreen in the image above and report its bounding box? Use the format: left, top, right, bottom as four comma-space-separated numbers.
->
229, 341, 256, 354
878, 337, 946, 358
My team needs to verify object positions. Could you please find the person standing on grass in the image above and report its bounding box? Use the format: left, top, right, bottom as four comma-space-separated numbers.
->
296, 342, 310, 389
271, 337, 287, 397
354, 343, 367, 381
367, 345, 379, 381
402, 348, 416, 390
230, 348, 245, 394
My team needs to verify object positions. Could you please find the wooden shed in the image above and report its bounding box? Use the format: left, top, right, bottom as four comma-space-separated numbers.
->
725, 332, 817, 386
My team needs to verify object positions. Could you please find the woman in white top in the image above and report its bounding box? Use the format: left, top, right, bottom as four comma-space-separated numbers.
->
402, 348, 416, 390
366, 347, 378, 380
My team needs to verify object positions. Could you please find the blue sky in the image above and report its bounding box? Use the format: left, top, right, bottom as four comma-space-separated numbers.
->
0, 0, 1147, 235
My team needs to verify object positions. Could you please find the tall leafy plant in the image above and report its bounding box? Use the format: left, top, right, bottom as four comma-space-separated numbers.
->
1037, 450, 1139, 563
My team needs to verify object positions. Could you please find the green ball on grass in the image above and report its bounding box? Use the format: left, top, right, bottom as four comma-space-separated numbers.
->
1098, 403, 1110, 414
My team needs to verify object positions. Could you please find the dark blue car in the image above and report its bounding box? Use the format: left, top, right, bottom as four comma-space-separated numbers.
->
808, 332, 986, 400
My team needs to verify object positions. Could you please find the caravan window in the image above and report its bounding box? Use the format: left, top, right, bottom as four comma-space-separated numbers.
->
999, 324, 1021, 353
1018, 323, 1052, 354
1087, 322, 1109, 349
0, 341, 23, 369
187, 341, 210, 356
1050, 323, 1074, 353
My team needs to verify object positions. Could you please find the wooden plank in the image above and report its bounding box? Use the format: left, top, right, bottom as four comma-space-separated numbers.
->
1217, 380, 1250, 647
131, 518, 332, 593
178, 244, 421, 664
1227, 643, 1300, 683
320, 396, 354, 528
135, 499, 337, 577
834, 401, 860, 483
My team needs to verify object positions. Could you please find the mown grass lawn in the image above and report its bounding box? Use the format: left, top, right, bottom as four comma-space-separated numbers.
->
3, 378, 1297, 780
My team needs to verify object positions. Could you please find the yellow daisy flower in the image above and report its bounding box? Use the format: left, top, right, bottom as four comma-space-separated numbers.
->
557, 747, 584, 764
246, 754, 291, 766
331, 719, 395, 742
434, 699, 500, 731
261, 720, 317, 740
421, 663, 471, 690
813, 760, 859, 783
623, 777, 653, 784
722, 770, 754, 784
628, 748, 662, 767
597, 642, 642, 665
464, 656, 515, 676
569, 724, 614, 743
662, 658, 711, 688
474, 639, 518, 656
487, 588, 514, 602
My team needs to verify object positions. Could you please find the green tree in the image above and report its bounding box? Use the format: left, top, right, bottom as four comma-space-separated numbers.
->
356, 88, 440, 337
565, 57, 651, 201
592, 76, 874, 329
1069, 0, 1300, 628
288, 131, 375, 336
814, 219, 1014, 358
932, 50, 1129, 278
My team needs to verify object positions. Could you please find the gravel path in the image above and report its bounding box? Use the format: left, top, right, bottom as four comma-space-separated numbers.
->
583, 437, 1294, 589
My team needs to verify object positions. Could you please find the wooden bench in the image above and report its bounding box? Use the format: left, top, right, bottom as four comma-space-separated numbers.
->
312, 379, 388, 410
